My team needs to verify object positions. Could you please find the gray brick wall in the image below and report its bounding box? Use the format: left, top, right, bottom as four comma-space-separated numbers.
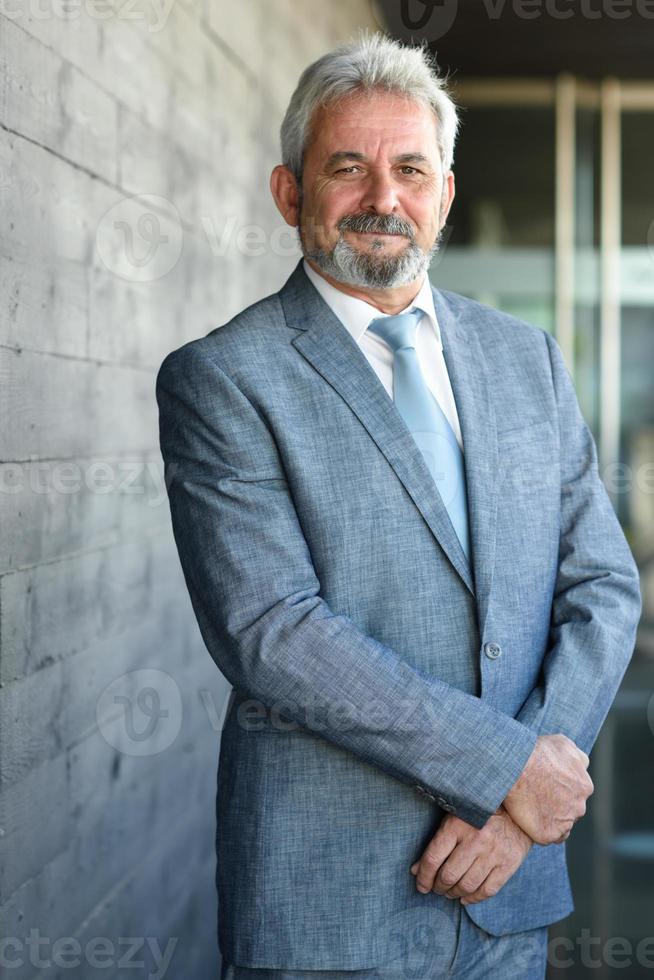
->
0, 2, 378, 976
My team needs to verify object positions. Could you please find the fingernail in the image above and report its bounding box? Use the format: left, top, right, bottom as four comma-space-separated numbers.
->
410, 864, 418, 874
460, 899, 469, 905
417, 885, 429, 893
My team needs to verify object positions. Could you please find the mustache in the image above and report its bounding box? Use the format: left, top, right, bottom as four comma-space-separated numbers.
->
337, 213, 416, 240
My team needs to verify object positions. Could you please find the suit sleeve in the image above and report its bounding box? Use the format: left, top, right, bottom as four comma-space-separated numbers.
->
514, 331, 642, 753
156, 342, 538, 829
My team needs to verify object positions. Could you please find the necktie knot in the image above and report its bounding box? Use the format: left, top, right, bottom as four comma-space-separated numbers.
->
367, 310, 424, 352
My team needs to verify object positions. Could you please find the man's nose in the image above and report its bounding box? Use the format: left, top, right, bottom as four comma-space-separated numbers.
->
358, 171, 400, 214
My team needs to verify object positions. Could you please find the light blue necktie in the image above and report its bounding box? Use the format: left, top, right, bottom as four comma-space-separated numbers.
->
368, 309, 471, 562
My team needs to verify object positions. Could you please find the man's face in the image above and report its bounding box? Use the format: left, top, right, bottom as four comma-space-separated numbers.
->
296, 90, 454, 289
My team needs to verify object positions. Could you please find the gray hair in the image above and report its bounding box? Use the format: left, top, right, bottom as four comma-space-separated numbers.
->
280, 32, 460, 184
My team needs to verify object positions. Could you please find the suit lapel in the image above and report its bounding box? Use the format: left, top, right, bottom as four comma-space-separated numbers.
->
279, 261, 498, 616
432, 285, 498, 640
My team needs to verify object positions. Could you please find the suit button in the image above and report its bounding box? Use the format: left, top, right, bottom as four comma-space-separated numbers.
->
484, 642, 502, 660
415, 785, 437, 802
437, 796, 455, 812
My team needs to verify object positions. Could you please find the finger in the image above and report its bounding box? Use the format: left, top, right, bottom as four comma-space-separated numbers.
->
439, 856, 490, 899
459, 866, 506, 905
413, 829, 459, 894
558, 818, 574, 838
432, 843, 482, 896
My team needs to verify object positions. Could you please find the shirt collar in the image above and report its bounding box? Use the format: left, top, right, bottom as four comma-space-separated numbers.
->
302, 259, 442, 350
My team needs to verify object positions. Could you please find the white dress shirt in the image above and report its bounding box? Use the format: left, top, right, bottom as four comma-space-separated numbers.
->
302, 259, 464, 451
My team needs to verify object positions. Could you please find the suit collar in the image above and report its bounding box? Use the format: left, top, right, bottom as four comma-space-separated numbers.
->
279, 259, 498, 637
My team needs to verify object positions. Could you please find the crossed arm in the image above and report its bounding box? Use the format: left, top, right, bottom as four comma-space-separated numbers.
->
409, 736, 591, 903
156, 331, 641, 906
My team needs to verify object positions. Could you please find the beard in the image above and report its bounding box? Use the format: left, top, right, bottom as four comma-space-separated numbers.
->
298, 209, 446, 290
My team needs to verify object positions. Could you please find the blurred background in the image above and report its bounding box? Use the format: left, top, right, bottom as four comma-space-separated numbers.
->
0, 1, 651, 977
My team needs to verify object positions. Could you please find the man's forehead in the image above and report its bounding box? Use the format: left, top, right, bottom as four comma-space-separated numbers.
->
315, 92, 433, 128
309, 96, 439, 157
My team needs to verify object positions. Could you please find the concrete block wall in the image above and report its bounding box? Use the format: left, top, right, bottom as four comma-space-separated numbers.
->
0, 2, 378, 976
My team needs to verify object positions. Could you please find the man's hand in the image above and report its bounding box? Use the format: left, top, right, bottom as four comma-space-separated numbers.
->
503, 733, 593, 845
409, 806, 533, 905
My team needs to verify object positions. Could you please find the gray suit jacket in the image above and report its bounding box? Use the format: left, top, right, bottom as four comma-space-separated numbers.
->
156, 259, 641, 970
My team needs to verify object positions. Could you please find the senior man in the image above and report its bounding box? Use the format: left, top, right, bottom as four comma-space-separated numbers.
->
156, 33, 641, 980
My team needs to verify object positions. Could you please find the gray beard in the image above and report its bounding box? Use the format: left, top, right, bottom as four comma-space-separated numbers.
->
298, 210, 445, 289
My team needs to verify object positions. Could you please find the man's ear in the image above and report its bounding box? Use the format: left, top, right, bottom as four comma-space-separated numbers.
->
439, 170, 455, 226
270, 165, 300, 227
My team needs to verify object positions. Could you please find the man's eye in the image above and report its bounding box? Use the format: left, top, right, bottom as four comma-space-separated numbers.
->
336, 166, 360, 174
400, 166, 419, 175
